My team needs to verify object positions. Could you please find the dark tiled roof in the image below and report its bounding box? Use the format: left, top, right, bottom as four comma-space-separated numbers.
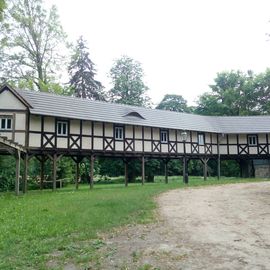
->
18, 89, 270, 134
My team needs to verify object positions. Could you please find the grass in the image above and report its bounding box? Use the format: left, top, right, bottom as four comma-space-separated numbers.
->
0, 176, 268, 269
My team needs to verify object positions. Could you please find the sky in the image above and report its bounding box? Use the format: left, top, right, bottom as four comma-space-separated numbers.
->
47, 0, 270, 106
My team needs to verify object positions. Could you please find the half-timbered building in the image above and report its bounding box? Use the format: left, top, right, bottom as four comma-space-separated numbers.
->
1, 84, 270, 194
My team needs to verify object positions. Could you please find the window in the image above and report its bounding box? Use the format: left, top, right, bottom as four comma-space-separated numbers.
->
248, 135, 257, 146
57, 121, 68, 136
198, 133, 205, 145
161, 130, 168, 143
0, 117, 12, 130
115, 126, 123, 140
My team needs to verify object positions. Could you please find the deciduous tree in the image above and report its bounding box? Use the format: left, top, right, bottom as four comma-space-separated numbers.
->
156, 94, 190, 112
108, 55, 151, 107
0, 0, 67, 91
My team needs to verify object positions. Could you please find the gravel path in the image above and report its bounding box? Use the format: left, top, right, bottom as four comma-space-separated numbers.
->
93, 182, 270, 270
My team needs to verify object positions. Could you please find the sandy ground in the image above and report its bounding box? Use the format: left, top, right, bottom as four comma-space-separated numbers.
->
90, 182, 270, 270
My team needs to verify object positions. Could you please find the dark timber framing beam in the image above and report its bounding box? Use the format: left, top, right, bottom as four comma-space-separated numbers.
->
90, 155, 94, 189
164, 158, 169, 184
141, 155, 145, 185
15, 149, 21, 196
23, 153, 29, 193
201, 157, 209, 181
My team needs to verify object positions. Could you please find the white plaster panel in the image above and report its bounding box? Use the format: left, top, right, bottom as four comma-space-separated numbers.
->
212, 145, 217, 154
144, 127, 151, 139
144, 141, 151, 152
93, 138, 102, 150
192, 132, 198, 143
82, 121, 91, 135
115, 141, 123, 151
15, 113, 26, 130
94, 122, 102, 136
152, 128, 159, 140
204, 133, 210, 143
169, 130, 176, 141
239, 134, 247, 144
44, 117, 55, 132
229, 146, 237, 155
185, 143, 191, 154
228, 134, 237, 144
220, 145, 227, 155
0, 132, 12, 140
161, 144, 168, 153
125, 125, 133, 138
105, 123, 113, 137
0, 90, 26, 110
258, 134, 266, 143
29, 133, 40, 147
57, 138, 68, 149
177, 143, 184, 153
135, 126, 142, 139
14, 133, 25, 146
249, 147, 258, 155
82, 137, 91, 149
135, 140, 142, 152
70, 120, 80, 134
212, 134, 217, 144
30, 115, 41, 131
199, 146, 204, 154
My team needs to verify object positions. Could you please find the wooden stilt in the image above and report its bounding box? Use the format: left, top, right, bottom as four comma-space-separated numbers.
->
217, 155, 221, 180
40, 156, 45, 190
202, 158, 209, 181
23, 153, 28, 193
182, 157, 186, 184
165, 160, 168, 184
124, 160, 128, 187
53, 153, 57, 191
90, 155, 94, 189
141, 156, 145, 185
75, 161, 80, 190
15, 150, 21, 196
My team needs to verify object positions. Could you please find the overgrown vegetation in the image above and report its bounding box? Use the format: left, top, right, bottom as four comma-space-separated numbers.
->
0, 176, 267, 269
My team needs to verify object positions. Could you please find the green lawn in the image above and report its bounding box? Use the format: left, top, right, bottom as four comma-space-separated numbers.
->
0, 176, 268, 269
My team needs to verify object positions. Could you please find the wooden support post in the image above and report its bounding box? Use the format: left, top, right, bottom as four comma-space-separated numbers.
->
217, 139, 221, 180
40, 156, 45, 190
23, 153, 29, 193
124, 160, 128, 187
182, 157, 186, 184
202, 158, 209, 181
217, 155, 221, 180
75, 161, 80, 190
141, 156, 145, 185
15, 150, 21, 196
165, 160, 168, 184
52, 153, 57, 191
90, 155, 94, 190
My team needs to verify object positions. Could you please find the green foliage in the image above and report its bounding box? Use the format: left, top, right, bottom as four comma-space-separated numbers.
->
195, 70, 270, 116
0, 0, 67, 90
0, 0, 5, 21
156, 94, 191, 112
0, 156, 15, 191
108, 55, 151, 107
68, 36, 105, 100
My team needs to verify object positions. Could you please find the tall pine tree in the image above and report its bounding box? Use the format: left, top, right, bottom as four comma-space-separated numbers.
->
68, 36, 105, 100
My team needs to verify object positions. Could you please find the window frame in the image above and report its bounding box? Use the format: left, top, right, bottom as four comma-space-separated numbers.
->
57, 121, 68, 136
247, 134, 257, 146
160, 130, 168, 143
115, 126, 124, 141
198, 132, 205, 145
0, 116, 13, 131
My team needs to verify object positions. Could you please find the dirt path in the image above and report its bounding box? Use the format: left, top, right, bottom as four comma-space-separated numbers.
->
93, 182, 270, 270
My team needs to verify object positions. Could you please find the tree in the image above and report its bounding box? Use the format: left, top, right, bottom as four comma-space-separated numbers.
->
68, 36, 105, 100
195, 70, 258, 116
0, 0, 67, 91
156, 94, 190, 112
108, 55, 151, 107
0, 0, 5, 21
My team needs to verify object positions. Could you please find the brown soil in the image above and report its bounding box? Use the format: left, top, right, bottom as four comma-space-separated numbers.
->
95, 182, 270, 270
